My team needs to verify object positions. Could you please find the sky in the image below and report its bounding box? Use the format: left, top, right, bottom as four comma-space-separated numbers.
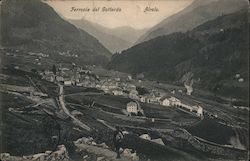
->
46, 0, 194, 29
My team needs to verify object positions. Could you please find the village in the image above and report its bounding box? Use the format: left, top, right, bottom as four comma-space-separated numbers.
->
40, 63, 204, 119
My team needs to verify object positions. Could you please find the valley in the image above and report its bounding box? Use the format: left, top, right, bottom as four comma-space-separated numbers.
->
0, 0, 249, 161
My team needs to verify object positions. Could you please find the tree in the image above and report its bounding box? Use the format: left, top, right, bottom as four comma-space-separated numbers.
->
52, 65, 57, 75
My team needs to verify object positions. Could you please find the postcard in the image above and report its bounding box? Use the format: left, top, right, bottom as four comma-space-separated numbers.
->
0, 0, 249, 161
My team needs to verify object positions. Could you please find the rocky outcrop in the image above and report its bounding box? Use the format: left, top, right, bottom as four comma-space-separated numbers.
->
74, 137, 139, 161
0, 145, 69, 161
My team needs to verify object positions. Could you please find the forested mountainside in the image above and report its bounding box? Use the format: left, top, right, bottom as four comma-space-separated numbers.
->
108, 10, 249, 99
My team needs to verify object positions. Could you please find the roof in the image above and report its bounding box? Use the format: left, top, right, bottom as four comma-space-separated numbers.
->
159, 95, 172, 101
127, 101, 137, 106
110, 87, 123, 91
168, 97, 181, 102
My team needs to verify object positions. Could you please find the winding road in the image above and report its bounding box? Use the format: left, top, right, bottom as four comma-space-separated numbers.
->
58, 84, 91, 131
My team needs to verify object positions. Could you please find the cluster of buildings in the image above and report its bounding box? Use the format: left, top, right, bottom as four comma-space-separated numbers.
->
28, 51, 49, 58
40, 65, 203, 118
123, 87, 203, 118
125, 93, 203, 118
58, 51, 78, 58
41, 65, 96, 87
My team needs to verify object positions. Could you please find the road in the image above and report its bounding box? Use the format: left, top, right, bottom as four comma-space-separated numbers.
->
58, 84, 91, 131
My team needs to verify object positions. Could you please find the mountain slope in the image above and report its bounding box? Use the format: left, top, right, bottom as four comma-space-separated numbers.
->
137, 0, 248, 44
108, 10, 249, 99
75, 21, 147, 44
68, 19, 133, 53
1, 0, 111, 65
108, 26, 148, 44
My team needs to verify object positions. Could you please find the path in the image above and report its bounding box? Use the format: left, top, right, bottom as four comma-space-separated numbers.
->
58, 84, 91, 131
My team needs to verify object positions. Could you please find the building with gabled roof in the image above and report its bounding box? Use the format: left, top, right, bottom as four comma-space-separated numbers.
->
126, 101, 144, 116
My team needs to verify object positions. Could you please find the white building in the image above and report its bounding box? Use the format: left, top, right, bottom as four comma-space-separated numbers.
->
196, 105, 203, 117
128, 75, 132, 80
126, 101, 139, 115
56, 76, 64, 82
112, 89, 124, 96
146, 95, 158, 104
160, 96, 171, 106
169, 97, 181, 107
238, 78, 244, 82
64, 80, 72, 86
140, 96, 147, 103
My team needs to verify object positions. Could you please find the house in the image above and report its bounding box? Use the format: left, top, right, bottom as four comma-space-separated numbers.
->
179, 101, 204, 117
155, 96, 162, 103
129, 90, 139, 100
196, 105, 203, 117
111, 88, 124, 96
126, 101, 138, 115
126, 101, 145, 115
56, 76, 64, 82
160, 96, 171, 106
145, 94, 158, 104
64, 80, 72, 86
76, 82, 83, 86
139, 95, 147, 103
95, 84, 101, 89
238, 78, 244, 82
101, 85, 109, 92
169, 97, 181, 107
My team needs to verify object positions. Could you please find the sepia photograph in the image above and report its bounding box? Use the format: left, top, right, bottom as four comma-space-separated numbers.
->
0, 0, 249, 161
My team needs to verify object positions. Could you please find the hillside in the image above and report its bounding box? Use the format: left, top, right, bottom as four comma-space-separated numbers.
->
108, 10, 249, 100
136, 0, 248, 44
68, 19, 133, 53
1, 0, 111, 65
68, 19, 147, 53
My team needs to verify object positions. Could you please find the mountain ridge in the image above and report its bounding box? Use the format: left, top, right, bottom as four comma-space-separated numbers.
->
1, 0, 111, 65
136, 0, 248, 44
